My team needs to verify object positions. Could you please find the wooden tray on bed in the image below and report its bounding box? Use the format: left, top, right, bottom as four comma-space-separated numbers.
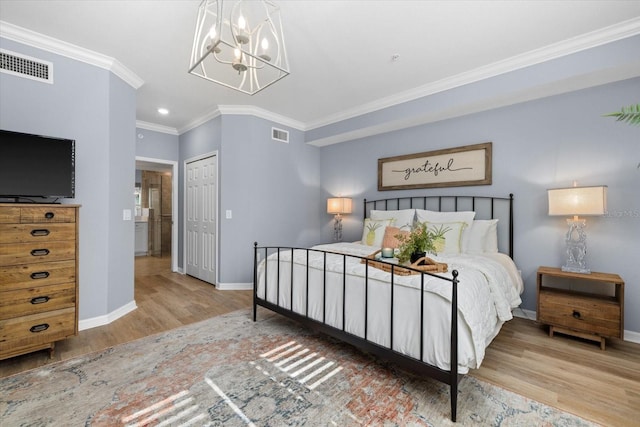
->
361, 250, 448, 275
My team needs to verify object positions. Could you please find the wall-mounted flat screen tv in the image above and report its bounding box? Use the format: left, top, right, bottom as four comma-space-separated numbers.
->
0, 129, 75, 200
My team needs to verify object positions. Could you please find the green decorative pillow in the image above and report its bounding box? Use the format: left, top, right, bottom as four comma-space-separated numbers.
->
422, 221, 468, 255
361, 218, 392, 247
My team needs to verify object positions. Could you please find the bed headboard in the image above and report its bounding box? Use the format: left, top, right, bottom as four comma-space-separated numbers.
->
363, 194, 514, 258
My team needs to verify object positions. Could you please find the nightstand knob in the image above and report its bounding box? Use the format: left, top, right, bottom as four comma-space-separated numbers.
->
572, 310, 582, 319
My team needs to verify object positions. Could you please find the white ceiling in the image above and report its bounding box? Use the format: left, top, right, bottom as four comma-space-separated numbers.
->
1, 1, 640, 135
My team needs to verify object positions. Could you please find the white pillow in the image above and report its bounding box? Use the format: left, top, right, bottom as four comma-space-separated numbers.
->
466, 219, 499, 253
361, 218, 393, 247
370, 209, 415, 230
416, 210, 476, 251
421, 221, 468, 254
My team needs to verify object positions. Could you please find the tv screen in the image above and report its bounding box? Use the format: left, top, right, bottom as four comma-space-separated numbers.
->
0, 129, 75, 199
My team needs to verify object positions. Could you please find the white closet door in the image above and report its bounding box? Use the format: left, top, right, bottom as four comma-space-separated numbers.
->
186, 155, 217, 284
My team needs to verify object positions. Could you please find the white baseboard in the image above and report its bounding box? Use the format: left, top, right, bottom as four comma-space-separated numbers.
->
216, 282, 252, 291
624, 329, 640, 344
512, 308, 640, 344
512, 308, 536, 321
78, 300, 137, 331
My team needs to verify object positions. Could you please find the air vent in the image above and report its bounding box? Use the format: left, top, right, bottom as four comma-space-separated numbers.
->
272, 127, 289, 143
0, 49, 53, 84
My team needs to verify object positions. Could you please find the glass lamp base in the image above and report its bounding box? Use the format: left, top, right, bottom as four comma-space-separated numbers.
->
563, 218, 590, 274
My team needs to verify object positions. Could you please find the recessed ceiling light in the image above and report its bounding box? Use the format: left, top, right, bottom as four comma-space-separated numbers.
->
158, 108, 169, 115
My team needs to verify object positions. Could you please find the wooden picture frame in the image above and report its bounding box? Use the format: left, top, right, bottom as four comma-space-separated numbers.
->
378, 142, 492, 191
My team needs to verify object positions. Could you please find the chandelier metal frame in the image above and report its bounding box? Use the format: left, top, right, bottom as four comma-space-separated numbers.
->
189, 0, 290, 95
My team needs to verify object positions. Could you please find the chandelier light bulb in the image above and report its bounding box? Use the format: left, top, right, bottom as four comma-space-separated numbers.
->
232, 48, 247, 72
235, 14, 249, 44
206, 25, 221, 53
258, 38, 271, 62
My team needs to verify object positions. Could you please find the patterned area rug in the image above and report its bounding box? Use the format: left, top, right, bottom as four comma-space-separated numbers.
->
1, 309, 597, 426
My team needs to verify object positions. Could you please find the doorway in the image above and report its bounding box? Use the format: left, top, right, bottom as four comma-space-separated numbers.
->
185, 154, 217, 285
135, 157, 179, 272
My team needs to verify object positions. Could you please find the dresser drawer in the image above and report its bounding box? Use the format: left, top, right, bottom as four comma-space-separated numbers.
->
0, 307, 76, 349
0, 241, 76, 266
0, 282, 76, 320
19, 207, 76, 224
0, 223, 76, 244
0, 260, 76, 290
0, 207, 20, 223
539, 290, 621, 338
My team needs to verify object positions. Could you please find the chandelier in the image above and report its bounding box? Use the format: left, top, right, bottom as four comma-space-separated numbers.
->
189, 0, 290, 95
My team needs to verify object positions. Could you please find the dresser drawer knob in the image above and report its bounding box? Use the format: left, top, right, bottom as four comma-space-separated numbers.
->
572, 310, 582, 319
30, 229, 51, 237
45, 212, 55, 219
30, 249, 50, 256
30, 271, 50, 279
30, 323, 50, 333
30, 296, 50, 304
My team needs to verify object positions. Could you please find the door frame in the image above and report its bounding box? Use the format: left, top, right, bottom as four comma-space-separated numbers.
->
183, 150, 219, 285
135, 156, 179, 273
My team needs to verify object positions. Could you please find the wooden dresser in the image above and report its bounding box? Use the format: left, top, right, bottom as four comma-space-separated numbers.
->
0, 203, 80, 360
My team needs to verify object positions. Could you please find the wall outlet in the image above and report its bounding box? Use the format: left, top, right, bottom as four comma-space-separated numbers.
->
123, 209, 132, 221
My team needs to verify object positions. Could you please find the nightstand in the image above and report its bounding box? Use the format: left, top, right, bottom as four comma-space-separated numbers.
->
536, 266, 624, 350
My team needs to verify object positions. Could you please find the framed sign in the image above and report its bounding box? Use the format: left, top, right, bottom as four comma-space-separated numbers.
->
378, 142, 492, 191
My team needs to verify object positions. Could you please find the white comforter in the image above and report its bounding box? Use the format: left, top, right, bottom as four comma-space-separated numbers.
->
256, 242, 522, 373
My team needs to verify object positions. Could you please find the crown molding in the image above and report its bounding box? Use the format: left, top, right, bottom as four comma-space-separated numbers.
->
0, 20, 144, 89
178, 108, 223, 135
136, 121, 179, 135
217, 105, 306, 130
179, 104, 305, 135
305, 17, 640, 132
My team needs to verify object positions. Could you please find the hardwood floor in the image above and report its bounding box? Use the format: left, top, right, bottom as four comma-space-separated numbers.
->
473, 316, 640, 427
1, 257, 638, 426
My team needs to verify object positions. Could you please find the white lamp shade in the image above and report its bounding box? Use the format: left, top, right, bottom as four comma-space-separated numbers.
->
548, 186, 607, 216
327, 197, 353, 214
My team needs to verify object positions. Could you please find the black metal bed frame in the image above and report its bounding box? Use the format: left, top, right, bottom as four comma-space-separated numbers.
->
253, 194, 514, 422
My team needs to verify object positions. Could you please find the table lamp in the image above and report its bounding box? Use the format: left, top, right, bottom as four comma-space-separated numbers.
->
327, 197, 352, 241
547, 185, 607, 274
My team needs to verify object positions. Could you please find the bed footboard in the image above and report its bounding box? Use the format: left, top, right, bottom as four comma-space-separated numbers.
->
252, 243, 462, 422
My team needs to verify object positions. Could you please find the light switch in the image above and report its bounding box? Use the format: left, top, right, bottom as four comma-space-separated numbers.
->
226, 210, 232, 219
123, 209, 132, 221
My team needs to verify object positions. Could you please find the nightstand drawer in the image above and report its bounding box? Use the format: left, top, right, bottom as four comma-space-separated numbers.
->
539, 290, 621, 338
0, 282, 76, 320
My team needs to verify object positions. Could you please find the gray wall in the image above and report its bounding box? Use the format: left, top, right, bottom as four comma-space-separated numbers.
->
320, 77, 640, 334
0, 38, 137, 321
178, 114, 322, 284
107, 73, 136, 313
136, 128, 179, 161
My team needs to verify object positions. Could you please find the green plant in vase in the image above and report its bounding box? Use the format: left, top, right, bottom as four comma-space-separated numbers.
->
395, 223, 436, 264
428, 223, 452, 254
